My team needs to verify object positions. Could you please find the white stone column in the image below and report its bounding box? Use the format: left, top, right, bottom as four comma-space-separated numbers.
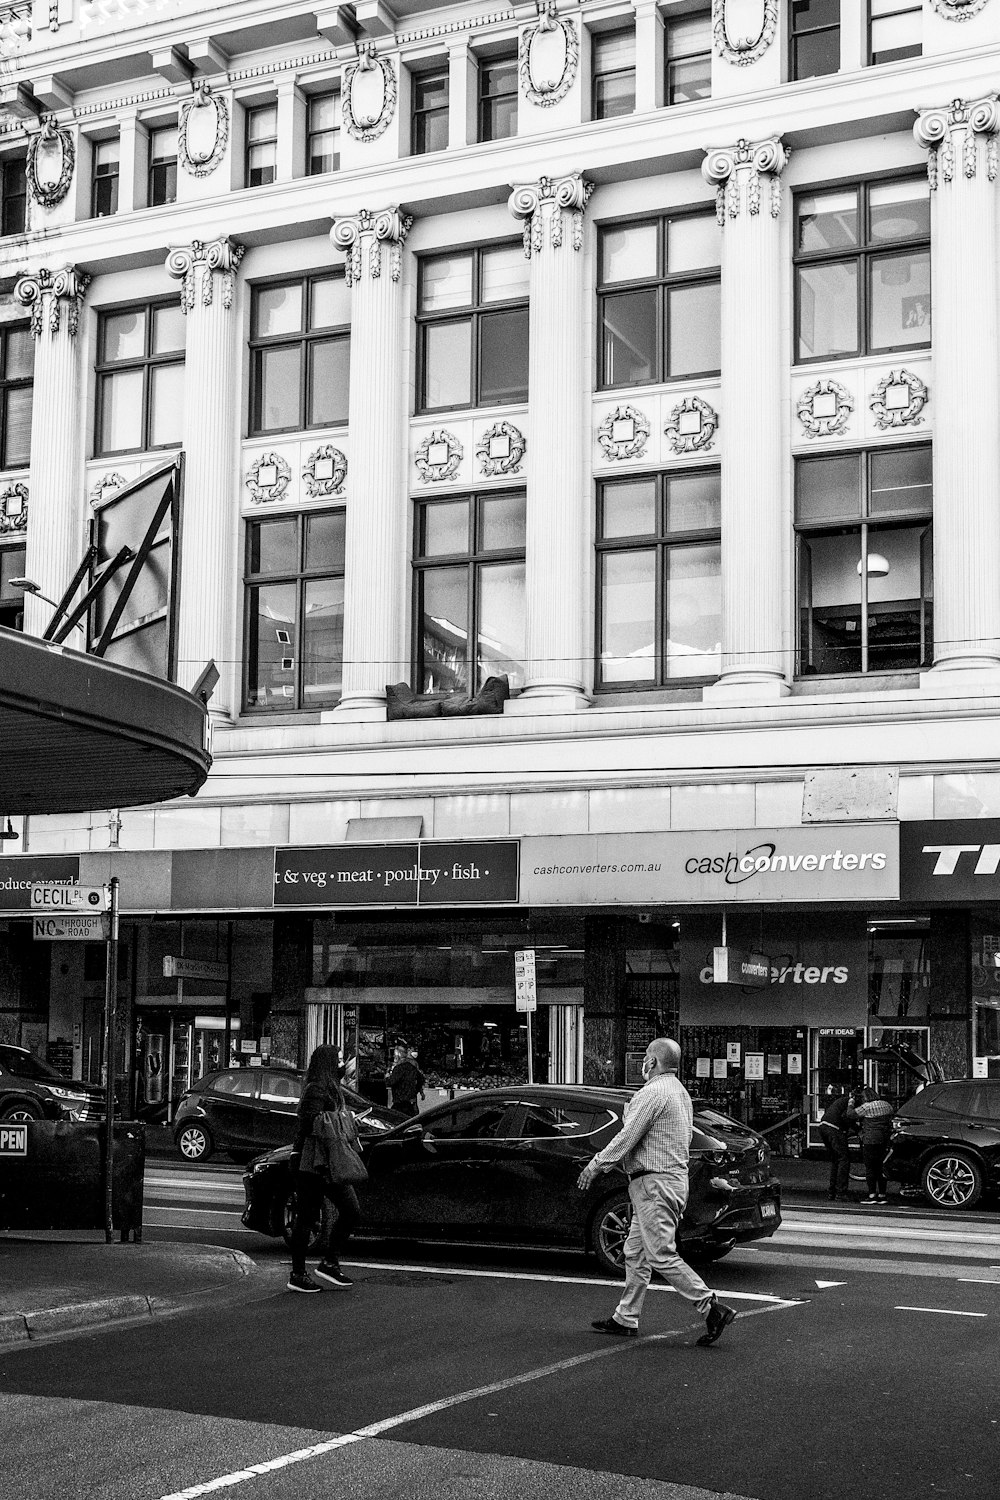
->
507, 172, 592, 712
914, 97, 1000, 678
329, 207, 411, 716
165, 237, 244, 715
701, 137, 789, 702
12, 265, 89, 640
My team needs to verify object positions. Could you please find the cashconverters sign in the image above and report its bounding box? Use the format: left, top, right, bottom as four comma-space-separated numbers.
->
274, 841, 519, 907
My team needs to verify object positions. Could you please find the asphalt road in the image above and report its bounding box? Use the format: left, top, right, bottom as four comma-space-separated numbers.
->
2, 1166, 998, 1500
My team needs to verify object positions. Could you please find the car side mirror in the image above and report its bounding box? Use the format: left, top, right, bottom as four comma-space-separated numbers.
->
403, 1122, 424, 1139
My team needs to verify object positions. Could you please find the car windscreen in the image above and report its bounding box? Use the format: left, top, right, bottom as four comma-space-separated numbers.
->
692, 1106, 756, 1141
0, 1046, 60, 1080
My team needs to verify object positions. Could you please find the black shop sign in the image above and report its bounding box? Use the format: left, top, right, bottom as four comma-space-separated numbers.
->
899, 821, 1000, 903
274, 840, 520, 907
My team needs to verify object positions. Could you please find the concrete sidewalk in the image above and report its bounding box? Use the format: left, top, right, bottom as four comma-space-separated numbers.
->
0, 1237, 257, 1347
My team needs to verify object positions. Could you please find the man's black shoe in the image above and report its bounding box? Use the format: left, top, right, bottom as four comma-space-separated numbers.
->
591, 1317, 637, 1338
697, 1299, 736, 1346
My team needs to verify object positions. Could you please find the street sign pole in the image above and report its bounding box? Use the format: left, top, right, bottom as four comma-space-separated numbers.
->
103, 878, 119, 1244
514, 949, 537, 1085
526, 1007, 533, 1085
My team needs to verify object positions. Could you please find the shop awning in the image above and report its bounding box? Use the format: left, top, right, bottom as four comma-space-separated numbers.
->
0, 626, 210, 814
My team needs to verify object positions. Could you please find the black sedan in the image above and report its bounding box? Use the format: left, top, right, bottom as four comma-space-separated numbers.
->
242, 1084, 781, 1273
0, 1044, 107, 1123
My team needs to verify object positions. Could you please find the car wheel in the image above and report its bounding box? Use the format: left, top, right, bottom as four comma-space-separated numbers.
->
281, 1188, 336, 1253
921, 1151, 983, 1209
590, 1192, 632, 1276
0, 1101, 42, 1122
175, 1124, 213, 1162
682, 1240, 736, 1265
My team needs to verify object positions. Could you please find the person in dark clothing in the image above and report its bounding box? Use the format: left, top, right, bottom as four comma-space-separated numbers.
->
847, 1086, 894, 1204
385, 1045, 425, 1117
819, 1088, 853, 1202
287, 1044, 360, 1294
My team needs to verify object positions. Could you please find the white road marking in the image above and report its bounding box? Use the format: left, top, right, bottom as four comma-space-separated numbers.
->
957, 1278, 1000, 1285
341, 1258, 793, 1303
157, 1299, 799, 1500
814, 1280, 845, 1289
894, 1306, 987, 1317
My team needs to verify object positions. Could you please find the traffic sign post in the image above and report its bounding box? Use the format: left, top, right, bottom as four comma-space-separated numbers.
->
32, 914, 107, 942
514, 949, 537, 1085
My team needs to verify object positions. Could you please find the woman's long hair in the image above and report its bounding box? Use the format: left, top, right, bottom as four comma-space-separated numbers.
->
303, 1044, 345, 1108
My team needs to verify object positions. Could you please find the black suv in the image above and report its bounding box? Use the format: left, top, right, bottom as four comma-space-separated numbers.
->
884, 1079, 1000, 1209
0, 1044, 106, 1123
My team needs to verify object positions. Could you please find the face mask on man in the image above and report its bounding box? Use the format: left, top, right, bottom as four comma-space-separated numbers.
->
641, 1054, 655, 1082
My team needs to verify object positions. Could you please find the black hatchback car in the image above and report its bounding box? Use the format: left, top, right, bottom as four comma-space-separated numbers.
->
241, 1083, 781, 1273
0, 1044, 106, 1123
173, 1066, 403, 1162
884, 1078, 1000, 1209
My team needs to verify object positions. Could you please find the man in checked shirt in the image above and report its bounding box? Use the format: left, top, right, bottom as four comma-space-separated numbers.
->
577, 1037, 737, 1346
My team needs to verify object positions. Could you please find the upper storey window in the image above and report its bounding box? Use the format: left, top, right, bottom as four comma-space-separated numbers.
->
598, 211, 721, 389
412, 68, 450, 155
96, 301, 185, 456
794, 176, 930, 363
1, 156, 27, 236
790, 0, 840, 80
148, 126, 178, 207
0, 324, 32, 470
307, 93, 340, 174
250, 274, 351, 435
246, 104, 278, 188
869, 0, 921, 65
417, 245, 529, 413
666, 12, 711, 105
478, 53, 518, 142
592, 28, 636, 120
92, 138, 119, 218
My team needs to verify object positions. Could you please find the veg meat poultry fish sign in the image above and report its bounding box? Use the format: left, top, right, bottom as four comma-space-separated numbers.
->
274, 841, 520, 907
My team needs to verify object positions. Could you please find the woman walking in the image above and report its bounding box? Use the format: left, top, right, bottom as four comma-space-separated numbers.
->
287, 1044, 361, 1293
848, 1086, 894, 1205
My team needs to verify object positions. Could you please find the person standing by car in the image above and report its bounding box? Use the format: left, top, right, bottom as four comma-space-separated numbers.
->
577, 1037, 738, 1347
287, 1045, 360, 1294
847, 1085, 894, 1205
819, 1086, 853, 1202
385, 1044, 424, 1118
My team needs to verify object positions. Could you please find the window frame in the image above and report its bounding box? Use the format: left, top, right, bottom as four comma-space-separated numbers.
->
794, 442, 933, 678
0, 537, 27, 632
248, 271, 351, 438
147, 123, 178, 207
792, 170, 931, 367
596, 206, 722, 391
665, 10, 712, 106
416, 243, 529, 415
591, 25, 636, 121
94, 297, 186, 458
245, 102, 279, 189
0, 153, 27, 236
867, 0, 922, 66
594, 465, 722, 692
0, 321, 33, 471
411, 65, 450, 155
789, 0, 841, 81
91, 137, 120, 219
306, 90, 340, 175
477, 51, 518, 143
412, 487, 527, 695
242, 506, 347, 714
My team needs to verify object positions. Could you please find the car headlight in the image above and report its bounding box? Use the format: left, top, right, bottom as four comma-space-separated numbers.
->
48, 1086, 89, 1102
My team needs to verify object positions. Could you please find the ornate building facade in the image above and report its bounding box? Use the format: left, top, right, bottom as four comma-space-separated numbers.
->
1, 0, 1000, 1142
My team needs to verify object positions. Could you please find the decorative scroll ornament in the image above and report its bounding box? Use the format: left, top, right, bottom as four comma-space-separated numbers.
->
245, 452, 292, 503
702, 136, 788, 222
165, 238, 245, 313
25, 115, 75, 208
89, 471, 128, 508
597, 405, 651, 461
331, 207, 412, 288
869, 369, 929, 430
415, 429, 463, 483
519, 3, 579, 108
178, 80, 229, 178
796, 380, 854, 438
914, 96, 1000, 187
342, 43, 398, 142
928, 0, 989, 20
13, 264, 90, 336
476, 421, 526, 476
664, 396, 718, 454
508, 171, 593, 257
303, 445, 348, 497
712, 0, 779, 65
0, 482, 27, 533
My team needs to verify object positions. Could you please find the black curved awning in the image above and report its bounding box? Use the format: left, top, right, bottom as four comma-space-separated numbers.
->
0, 627, 210, 814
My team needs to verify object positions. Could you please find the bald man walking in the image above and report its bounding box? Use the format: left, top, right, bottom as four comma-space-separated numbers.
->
578, 1037, 737, 1346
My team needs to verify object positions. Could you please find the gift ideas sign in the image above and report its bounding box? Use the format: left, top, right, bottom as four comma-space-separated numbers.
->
274, 841, 519, 907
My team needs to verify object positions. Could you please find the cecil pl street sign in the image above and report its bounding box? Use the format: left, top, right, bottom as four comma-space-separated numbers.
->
30, 883, 108, 912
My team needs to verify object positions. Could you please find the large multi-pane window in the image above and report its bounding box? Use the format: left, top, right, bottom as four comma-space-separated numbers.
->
0, 540, 26, 631
794, 176, 930, 363
417, 245, 529, 412
596, 469, 721, 688
249, 274, 351, 435
1, 155, 27, 236
414, 490, 526, 694
307, 93, 340, 174
478, 54, 518, 142
0, 324, 33, 470
246, 104, 278, 187
797, 445, 932, 676
592, 28, 635, 120
95, 301, 185, 456
869, 0, 921, 64
791, 0, 840, 80
412, 68, 449, 154
598, 211, 721, 388
665, 13, 711, 105
244, 509, 345, 710
91, 138, 119, 218
148, 125, 178, 206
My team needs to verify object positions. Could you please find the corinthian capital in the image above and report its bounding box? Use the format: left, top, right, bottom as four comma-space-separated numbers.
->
508, 171, 593, 256
165, 237, 245, 313
330, 207, 413, 288
701, 137, 789, 223
14, 264, 91, 337
914, 96, 1000, 186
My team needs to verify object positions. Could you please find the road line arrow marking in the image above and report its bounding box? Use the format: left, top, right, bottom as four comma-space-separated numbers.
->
815, 1280, 846, 1288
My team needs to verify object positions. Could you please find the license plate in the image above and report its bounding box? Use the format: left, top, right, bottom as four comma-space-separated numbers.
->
760, 1201, 777, 1219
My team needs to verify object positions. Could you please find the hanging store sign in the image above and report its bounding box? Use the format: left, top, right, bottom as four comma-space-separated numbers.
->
712, 947, 772, 987
900, 821, 1000, 902
163, 956, 229, 982
274, 841, 519, 907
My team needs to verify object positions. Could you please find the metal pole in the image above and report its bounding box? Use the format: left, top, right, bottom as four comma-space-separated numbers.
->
526, 1008, 534, 1085
103, 877, 120, 1243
